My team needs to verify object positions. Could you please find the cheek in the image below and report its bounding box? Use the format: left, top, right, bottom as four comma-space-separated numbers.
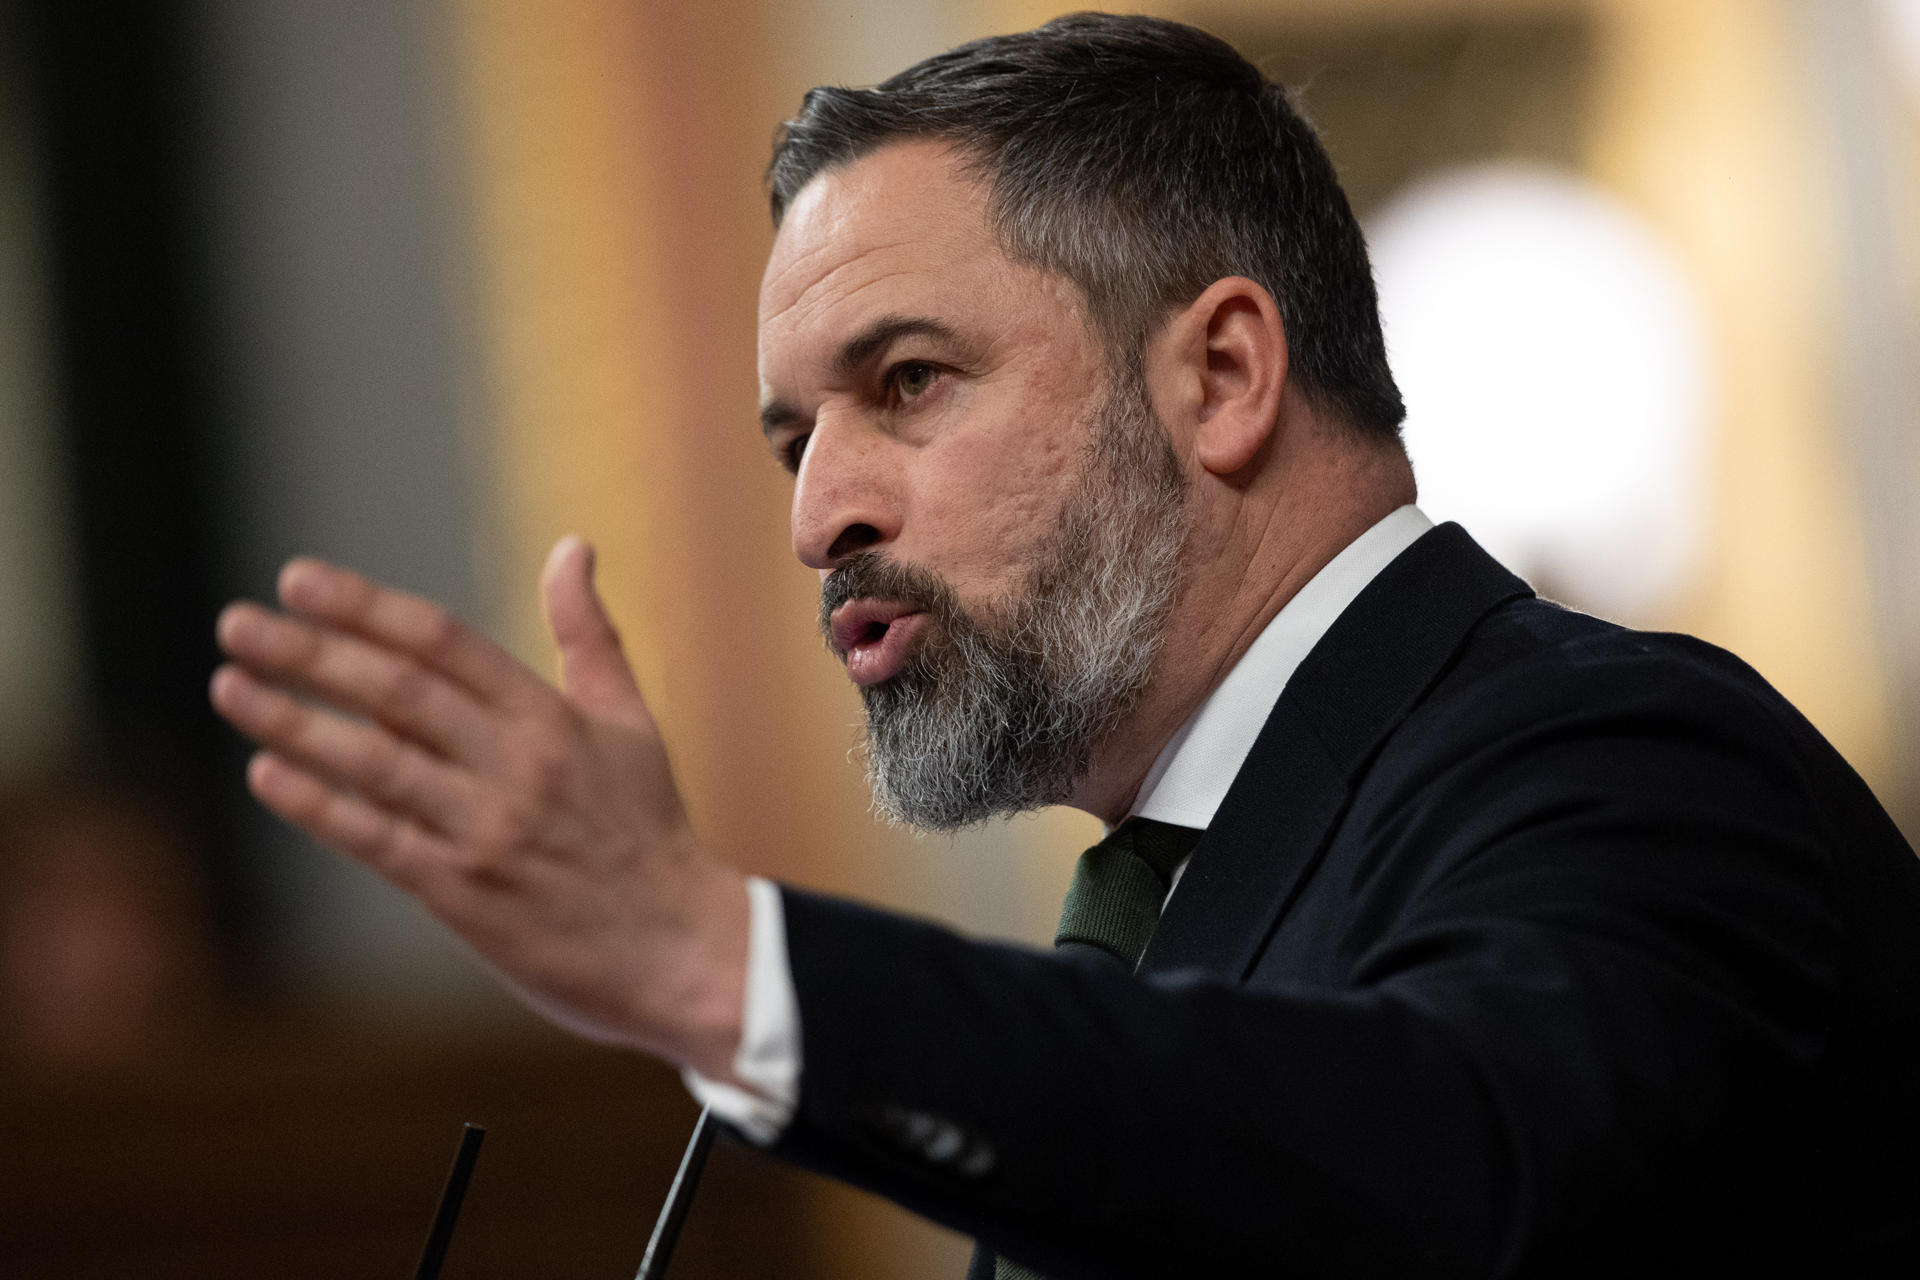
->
911, 418, 1084, 588
960, 486, 1054, 562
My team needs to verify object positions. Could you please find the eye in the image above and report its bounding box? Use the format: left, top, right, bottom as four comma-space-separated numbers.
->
887, 361, 940, 404
778, 432, 809, 474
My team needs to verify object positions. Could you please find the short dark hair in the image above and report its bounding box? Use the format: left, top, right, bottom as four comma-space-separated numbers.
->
767, 12, 1405, 440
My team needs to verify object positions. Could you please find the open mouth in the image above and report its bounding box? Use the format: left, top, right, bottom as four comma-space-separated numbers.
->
828, 600, 930, 686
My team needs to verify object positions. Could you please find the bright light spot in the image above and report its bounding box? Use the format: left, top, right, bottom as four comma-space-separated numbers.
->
1367, 164, 1714, 621
1874, 0, 1920, 98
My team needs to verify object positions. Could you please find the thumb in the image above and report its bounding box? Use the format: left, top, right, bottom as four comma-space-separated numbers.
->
542, 535, 647, 721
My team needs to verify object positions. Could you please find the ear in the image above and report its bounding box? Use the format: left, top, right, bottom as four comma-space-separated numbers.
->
1151, 276, 1288, 477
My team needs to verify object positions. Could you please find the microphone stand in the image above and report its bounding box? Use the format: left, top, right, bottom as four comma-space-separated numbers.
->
633, 1105, 717, 1280
416, 1123, 486, 1280
408, 1107, 715, 1279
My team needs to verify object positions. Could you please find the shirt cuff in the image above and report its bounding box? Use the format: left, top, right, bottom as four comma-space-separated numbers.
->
681, 876, 801, 1144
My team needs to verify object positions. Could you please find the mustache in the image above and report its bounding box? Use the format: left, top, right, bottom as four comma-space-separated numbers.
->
818, 553, 964, 639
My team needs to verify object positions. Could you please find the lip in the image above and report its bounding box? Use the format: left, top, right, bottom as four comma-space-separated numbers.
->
828, 600, 929, 687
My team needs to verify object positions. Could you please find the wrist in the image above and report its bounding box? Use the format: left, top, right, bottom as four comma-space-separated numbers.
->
646, 862, 753, 1079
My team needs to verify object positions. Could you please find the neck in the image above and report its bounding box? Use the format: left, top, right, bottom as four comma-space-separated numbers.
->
1069, 429, 1415, 824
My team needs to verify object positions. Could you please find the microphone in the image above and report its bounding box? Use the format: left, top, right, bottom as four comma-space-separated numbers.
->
415, 1122, 486, 1280
634, 1106, 717, 1280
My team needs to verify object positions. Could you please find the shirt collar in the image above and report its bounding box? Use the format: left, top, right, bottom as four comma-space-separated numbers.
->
1129, 504, 1434, 829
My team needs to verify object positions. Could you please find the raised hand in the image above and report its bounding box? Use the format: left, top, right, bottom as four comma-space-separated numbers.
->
209, 536, 749, 1076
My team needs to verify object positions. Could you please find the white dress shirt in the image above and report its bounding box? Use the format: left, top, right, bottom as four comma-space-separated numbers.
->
686, 505, 1434, 1141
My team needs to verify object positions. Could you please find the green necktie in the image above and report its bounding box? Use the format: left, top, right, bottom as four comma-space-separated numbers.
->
993, 817, 1204, 1280
1053, 816, 1203, 970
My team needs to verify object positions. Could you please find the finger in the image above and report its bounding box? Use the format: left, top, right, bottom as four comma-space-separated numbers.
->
541, 536, 650, 725
216, 601, 498, 766
212, 663, 482, 840
245, 750, 457, 889
274, 558, 536, 710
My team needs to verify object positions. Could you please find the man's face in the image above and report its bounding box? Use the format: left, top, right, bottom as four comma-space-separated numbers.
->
757, 142, 1189, 828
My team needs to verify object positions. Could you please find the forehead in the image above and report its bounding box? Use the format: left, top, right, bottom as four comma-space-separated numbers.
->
757, 141, 1081, 381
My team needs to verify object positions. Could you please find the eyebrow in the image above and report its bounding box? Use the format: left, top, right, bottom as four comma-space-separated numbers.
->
759, 314, 963, 438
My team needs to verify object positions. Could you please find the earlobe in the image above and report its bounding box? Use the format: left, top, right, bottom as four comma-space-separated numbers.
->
1184, 277, 1287, 478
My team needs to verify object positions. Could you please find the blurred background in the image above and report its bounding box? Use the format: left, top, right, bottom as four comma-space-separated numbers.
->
0, 0, 1913, 1275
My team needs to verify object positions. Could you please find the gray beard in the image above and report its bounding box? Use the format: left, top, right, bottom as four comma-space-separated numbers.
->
818, 377, 1190, 831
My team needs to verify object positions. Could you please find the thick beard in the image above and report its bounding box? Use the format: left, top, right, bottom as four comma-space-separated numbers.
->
819, 374, 1190, 831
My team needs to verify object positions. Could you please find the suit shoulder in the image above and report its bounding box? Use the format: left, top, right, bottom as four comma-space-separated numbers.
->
1428, 596, 1816, 747
1379, 595, 1915, 905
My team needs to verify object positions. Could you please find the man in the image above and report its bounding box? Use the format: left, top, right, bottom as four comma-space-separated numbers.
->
210, 13, 1920, 1277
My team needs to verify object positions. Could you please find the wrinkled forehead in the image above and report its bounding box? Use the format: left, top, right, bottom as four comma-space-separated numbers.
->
757, 142, 1006, 370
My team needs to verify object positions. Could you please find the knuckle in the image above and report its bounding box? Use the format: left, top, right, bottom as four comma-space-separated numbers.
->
381, 659, 435, 719
263, 687, 308, 739
505, 746, 570, 813
340, 571, 379, 620
271, 771, 324, 825
324, 792, 385, 857
529, 741, 573, 799
370, 835, 423, 888
278, 616, 323, 670
546, 697, 588, 744
511, 707, 579, 797
455, 807, 531, 888
353, 814, 400, 868
467, 799, 529, 859
357, 732, 410, 802
416, 603, 464, 662
366, 821, 426, 883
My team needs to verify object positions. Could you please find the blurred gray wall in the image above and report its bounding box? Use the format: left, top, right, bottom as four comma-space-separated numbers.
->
0, 13, 88, 778
188, 0, 497, 1011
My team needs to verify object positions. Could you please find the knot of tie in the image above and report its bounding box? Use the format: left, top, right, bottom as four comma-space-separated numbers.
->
1053, 816, 1203, 970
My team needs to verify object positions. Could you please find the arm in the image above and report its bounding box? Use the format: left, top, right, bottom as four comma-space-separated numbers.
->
211, 555, 1856, 1275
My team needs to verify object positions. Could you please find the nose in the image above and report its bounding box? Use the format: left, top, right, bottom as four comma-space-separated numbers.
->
789, 415, 900, 571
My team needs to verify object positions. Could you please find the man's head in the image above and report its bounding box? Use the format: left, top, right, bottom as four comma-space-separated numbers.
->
757, 15, 1407, 829
768, 11, 1403, 441
760, 135, 1191, 829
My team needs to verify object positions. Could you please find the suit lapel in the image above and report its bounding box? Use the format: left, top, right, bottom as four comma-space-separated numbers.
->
1138, 523, 1532, 981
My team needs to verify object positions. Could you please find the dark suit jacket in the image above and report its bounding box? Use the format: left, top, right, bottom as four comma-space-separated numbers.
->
766, 524, 1920, 1277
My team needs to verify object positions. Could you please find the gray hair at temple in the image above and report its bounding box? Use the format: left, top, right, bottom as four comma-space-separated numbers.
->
766, 11, 1406, 442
